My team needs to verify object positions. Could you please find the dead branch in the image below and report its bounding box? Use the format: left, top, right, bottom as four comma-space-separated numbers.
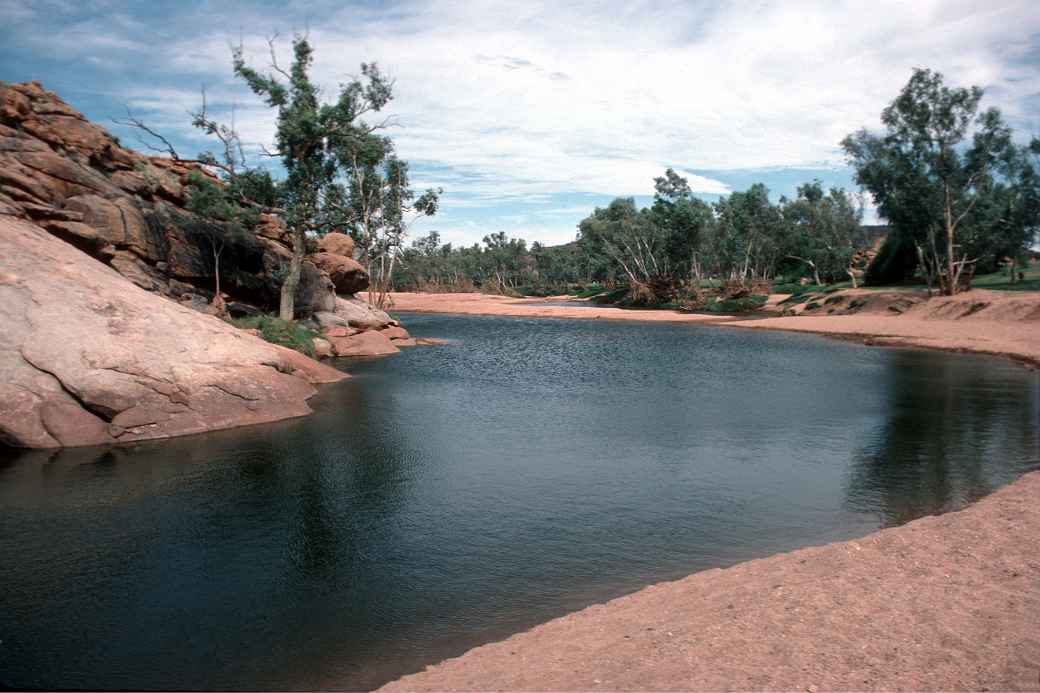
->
112, 107, 180, 159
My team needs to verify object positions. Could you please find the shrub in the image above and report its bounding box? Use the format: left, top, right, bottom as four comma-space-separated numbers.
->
573, 283, 607, 299
591, 286, 631, 304
232, 315, 319, 357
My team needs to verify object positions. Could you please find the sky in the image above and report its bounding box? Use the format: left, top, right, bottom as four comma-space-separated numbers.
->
3, 0, 1040, 247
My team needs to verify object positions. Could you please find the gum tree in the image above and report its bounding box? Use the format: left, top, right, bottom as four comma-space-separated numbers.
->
842, 68, 1012, 294
232, 35, 394, 319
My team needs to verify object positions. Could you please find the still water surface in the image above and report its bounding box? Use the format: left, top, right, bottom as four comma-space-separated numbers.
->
1, 314, 1038, 689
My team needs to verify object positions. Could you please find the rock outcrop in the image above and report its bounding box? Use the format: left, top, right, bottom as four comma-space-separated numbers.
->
0, 81, 335, 317
326, 330, 401, 357
311, 252, 370, 295
0, 216, 346, 448
317, 231, 356, 257
0, 82, 426, 445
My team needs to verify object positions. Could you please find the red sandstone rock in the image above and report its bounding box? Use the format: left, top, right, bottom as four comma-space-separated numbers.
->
0, 216, 345, 448
381, 325, 410, 340
323, 325, 360, 338
329, 330, 401, 357
310, 252, 370, 295
332, 295, 394, 329
312, 337, 333, 359
317, 231, 356, 257
0, 81, 346, 317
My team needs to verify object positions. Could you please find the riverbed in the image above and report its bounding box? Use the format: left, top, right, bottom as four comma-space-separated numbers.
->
1, 313, 1037, 689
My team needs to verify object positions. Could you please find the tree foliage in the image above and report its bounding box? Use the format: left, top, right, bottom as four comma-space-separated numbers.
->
842, 68, 1022, 294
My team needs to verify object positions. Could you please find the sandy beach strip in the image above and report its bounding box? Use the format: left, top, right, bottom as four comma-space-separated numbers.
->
381, 470, 1040, 691
378, 291, 734, 322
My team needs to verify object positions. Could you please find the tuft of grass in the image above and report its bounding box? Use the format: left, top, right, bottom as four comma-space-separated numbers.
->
232, 315, 319, 357
573, 283, 608, 299
591, 286, 630, 304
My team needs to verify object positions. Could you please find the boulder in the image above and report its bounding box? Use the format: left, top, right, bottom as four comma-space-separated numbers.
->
256, 213, 291, 244
328, 329, 401, 357
109, 250, 167, 292
314, 311, 349, 329
0, 216, 346, 448
333, 295, 394, 330
310, 252, 370, 294
391, 338, 418, 347
317, 231, 355, 258
312, 337, 333, 359
381, 325, 410, 340
322, 325, 360, 338
63, 194, 150, 249
296, 260, 338, 316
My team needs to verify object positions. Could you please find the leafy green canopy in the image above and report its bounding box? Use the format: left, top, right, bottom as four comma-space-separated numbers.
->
842, 67, 1036, 288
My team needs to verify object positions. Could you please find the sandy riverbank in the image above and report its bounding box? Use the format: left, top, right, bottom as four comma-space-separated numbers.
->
383, 470, 1040, 691
382, 289, 1040, 366
378, 288, 1040, 691
378, 291, 734, 322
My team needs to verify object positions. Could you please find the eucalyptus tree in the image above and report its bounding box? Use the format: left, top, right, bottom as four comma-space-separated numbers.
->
969, 137, 1040, 281
708, 183, 785, 282
344, 154, 441, 307
649, 168, 715, 282
782, 181, 863, 286
232, 35, 395, 319
842, 68, 1013, 294
577, 198, 673, 302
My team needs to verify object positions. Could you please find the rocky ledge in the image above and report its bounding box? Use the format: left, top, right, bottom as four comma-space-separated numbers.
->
0, 216, 346, 448
0, 81, 427, 448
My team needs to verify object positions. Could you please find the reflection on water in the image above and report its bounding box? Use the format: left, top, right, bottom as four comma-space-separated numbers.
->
847, 350, 1040, 525
1, 314, 1037, 690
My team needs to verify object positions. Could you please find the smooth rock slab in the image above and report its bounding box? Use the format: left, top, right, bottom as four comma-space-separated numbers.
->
0, 216, 345, 448
333, 295, 395, 329
381, 325, 410, 340
329, 330, 400, 357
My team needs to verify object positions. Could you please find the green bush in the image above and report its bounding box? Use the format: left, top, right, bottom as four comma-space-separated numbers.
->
591, 286, 630, 304
573, 283, 607, 299
232, 315, 319, 357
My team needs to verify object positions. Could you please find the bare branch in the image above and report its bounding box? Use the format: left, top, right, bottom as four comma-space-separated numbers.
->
267, 33, 292, 81
112, 107, 180, 159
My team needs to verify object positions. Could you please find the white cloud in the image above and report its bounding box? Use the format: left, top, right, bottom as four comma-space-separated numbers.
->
150, 0, 1040, 183
7, 0, 1039, 244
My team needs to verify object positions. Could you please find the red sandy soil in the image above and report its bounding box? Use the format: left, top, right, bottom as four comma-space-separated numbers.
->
378, 291, 734, 322
382, 471, 1040, 691
725, 288, 1040, 367
377, 288, 1040, 691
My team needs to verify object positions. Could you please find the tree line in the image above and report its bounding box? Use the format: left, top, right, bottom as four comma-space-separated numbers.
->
170, 56, 1038, 313
394, 176, 870, 305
